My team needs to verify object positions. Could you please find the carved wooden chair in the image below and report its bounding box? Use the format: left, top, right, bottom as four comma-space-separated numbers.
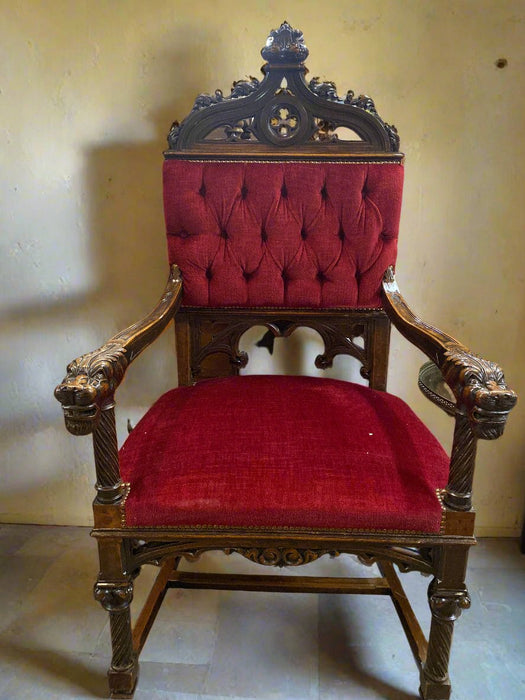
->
55, 22, 517, 700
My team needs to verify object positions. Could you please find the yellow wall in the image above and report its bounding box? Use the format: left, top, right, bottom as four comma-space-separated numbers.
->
1, 1, 524, 535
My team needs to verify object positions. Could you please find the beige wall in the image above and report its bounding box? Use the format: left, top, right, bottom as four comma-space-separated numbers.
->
1, 1, 524, 535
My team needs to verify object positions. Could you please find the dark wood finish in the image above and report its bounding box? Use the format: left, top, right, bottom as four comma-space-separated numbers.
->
379, 560, 428, 668
53, 21, 518, 700
382, 266, 516, 511
132, 557, 180, 656
167, 21, 399, 154
176, 307, 390, 390
55, 264, 182, 437
167, 571, 391, 595
420, 546, 471, 700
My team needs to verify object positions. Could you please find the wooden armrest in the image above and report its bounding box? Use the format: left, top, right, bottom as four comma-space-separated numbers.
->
55, 265, 182, 435
382, 267, 517, 440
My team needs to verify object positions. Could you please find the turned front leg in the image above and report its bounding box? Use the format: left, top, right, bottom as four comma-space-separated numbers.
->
94, 579, 137, 698
420, 546, 471, 700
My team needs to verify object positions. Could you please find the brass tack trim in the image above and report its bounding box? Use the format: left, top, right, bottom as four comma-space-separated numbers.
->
120, 483, 131, 528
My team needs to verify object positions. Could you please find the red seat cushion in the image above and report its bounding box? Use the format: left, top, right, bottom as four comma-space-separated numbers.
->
119, 376, 449, 533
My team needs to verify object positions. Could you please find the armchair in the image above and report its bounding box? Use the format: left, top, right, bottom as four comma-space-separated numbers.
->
55, 22, 517, 699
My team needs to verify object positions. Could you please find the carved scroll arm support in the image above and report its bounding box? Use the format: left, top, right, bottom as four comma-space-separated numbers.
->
54, 264, 182, 437
382, 267, 517, 510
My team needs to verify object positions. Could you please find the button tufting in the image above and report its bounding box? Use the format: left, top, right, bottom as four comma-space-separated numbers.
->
164, 160, 404, 308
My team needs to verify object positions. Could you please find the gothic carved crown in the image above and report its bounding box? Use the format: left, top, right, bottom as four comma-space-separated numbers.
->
167, 21, 399, 153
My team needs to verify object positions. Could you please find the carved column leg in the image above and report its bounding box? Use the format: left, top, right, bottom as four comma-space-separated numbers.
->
443, 413, 477, 511
95, 538, 138, 698
420, 546, 471, 700
93, 404, 124, 504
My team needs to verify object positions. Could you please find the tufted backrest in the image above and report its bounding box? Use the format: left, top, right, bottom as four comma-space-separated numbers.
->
164, 159, 404, 309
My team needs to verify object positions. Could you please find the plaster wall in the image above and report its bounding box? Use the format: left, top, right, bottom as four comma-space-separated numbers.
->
1, 0, 524, 535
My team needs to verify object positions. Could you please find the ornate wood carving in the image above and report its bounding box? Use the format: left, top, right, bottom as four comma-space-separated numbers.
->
383, 267, 517, 511
382, 267, 517, 440
445, 415, 477, 511
94, 580, 134, 612
421, 579, 471, 690
167, 22, 399, 153
183, 309, 385, 383
54, 265, 182, 435
261, 21, 308, 64
428, 580, 471, 623
92, 405, 123, 504
94, 581, 135, 673
356, 546, 434, 575
127, 538, 435, 575
441, 344, 516, 440
224, 547, 339, 567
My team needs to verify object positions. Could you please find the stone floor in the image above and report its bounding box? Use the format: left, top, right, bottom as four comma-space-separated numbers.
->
0, 525, 524, 700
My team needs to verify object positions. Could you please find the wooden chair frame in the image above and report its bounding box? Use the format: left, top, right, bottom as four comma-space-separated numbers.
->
55, 22, 517, 700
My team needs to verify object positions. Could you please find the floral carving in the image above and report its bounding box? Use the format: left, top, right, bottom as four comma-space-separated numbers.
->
309, 77, 339, 101
169, 78, 260, 148
312, 119, 339, 143
428, 580, 471, 622
94, 581, 134, 612
226, 547, 339, 567
190, 77, 260, 115
230, 77, 260, 98
167, 22, 399, 151
261, 21, 309, 64
224, 119, 254, 142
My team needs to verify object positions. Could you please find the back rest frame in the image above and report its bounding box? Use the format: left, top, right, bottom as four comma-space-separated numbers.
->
166, 22, 402, 390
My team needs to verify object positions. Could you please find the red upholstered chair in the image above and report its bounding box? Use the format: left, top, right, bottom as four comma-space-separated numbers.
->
55, 22, 517, 700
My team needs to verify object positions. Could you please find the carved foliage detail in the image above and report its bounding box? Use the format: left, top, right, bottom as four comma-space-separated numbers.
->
94, 581, 134, 612
226, 547, 339, 567
168, 78, 260, 148
307, 79, 400, 150
261, 21, 309, 64
168, 23, 398, 151
442, 343, 517, 439
428, 580, 471, 622
128, 540, 435, 575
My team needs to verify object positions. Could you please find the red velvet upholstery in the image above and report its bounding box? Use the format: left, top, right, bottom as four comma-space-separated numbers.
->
120, 376, 448, 532
164, 161, 404, 308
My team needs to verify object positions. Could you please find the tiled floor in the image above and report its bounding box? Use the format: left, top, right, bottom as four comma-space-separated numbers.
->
0, 525, 524, 699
